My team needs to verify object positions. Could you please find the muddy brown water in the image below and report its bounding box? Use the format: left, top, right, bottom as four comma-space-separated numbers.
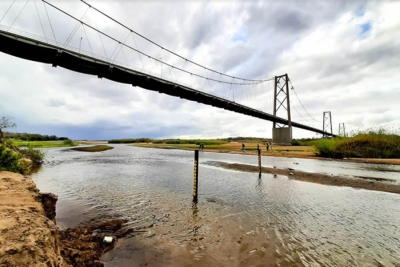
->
32, 145, 400, 266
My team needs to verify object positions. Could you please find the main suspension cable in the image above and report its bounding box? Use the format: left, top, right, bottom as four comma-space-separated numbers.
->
80, 0, 272, 83
42, 0, 269, 86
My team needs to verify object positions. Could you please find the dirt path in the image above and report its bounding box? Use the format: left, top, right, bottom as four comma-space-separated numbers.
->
207, 161, 400, 194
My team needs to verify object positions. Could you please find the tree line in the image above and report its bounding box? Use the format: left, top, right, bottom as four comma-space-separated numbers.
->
4, 132, 69, 141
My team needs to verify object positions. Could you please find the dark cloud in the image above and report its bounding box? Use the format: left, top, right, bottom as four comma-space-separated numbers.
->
47, 98, 65, 107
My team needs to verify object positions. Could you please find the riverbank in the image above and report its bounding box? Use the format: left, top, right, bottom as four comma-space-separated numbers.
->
0, 171, 67, 266
0, 171, 126, 266
133, 143, 400, 165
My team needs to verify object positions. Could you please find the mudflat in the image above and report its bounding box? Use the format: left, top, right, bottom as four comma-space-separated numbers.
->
207, 161, 400, 194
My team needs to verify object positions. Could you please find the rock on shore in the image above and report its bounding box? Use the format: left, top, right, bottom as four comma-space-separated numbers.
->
0, 171, 69, 267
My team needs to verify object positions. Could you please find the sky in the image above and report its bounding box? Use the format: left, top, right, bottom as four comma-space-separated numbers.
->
0, 0, 399, 140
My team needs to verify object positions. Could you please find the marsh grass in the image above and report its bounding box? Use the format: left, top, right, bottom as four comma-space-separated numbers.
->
11, 139, 77, 148
313, 129, 400, 158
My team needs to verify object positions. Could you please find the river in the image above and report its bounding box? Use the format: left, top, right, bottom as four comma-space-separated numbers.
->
32, 145, 400, 266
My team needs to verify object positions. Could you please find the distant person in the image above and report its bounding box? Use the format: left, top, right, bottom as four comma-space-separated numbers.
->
242, 143, 245, 153
266, 142, 270, 151
199, 143, 204, 151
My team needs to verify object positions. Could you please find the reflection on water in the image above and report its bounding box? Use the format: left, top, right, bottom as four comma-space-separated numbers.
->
32, 145, 400, 266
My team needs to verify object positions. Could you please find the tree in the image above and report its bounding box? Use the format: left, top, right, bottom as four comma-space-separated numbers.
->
0, 116, 16, 143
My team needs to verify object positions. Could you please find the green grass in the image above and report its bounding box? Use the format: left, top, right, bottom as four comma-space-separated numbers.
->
11, 139, 77, 148
313, 130, 400, 158
69, 145, 114, 152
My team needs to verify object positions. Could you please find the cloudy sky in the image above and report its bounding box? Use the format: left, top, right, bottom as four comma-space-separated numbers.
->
0, 0, 399, 140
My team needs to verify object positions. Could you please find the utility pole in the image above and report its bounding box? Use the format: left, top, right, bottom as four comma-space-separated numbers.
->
323, 111, 333, 137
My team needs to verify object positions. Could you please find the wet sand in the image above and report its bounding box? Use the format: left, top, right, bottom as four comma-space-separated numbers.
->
206, 161, 400, 194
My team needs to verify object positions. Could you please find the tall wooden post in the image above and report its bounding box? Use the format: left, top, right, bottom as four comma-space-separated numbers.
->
193, 150, 199, 202
258, 148, 262, 175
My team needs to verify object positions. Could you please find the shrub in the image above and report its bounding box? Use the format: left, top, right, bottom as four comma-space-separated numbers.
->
63, 139, 77, 146
313, 138, 342, 158
0, 144, 30, 173
18, 146, 45, 166
291, 139, 301, 146
313, 130, 400, 158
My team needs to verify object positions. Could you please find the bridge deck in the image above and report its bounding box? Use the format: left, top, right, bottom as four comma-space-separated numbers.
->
0, 29, 333, 136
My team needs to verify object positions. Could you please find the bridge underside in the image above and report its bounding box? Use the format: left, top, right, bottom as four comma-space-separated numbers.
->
0, 30, 334, 136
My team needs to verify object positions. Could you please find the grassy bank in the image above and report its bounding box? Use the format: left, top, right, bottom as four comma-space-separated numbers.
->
12, 139, 77, 148
313, 130, 400, 158
69, 145, 113, 152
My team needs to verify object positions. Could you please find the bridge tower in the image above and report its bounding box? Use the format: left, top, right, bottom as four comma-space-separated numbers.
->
339, 123, 346, 137
323, 111, 333, 137
272, 74, 292, 145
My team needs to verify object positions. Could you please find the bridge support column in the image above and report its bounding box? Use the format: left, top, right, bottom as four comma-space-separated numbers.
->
272, 74, 292, 145
323, 111, 333, 138
272, 127, 292, 145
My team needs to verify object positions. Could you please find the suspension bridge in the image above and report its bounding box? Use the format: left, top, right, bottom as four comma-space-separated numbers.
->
0, 0, 335, 143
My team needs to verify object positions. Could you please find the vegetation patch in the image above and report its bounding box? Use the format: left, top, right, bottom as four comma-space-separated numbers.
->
0, 141, 44, 174
4, 132, 69, 141
313, 130, 400, 159
11, 139, 77, 148
69, 145, 114, 152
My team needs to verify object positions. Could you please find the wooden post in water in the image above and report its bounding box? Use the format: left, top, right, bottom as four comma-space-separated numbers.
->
258, 148, 262, 176
193, 150, 199, 203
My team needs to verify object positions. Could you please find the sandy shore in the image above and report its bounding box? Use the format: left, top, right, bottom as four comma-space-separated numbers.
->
0, 171, 68, 267
0, 171, 128, 267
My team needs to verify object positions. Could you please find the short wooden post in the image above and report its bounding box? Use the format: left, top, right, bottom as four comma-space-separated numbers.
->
193, 150, 199, 202
258, 148, 262, 175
